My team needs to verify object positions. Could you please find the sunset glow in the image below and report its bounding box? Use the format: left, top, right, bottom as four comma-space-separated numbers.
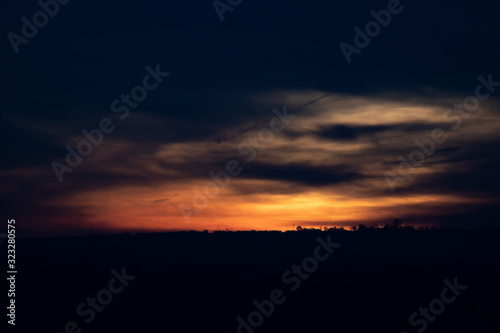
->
7, 92, 499, 236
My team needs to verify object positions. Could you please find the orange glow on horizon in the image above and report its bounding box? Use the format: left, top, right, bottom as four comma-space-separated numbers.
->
50, 178, 485, 233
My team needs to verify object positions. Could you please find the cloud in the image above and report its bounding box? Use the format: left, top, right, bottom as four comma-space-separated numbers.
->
241, 162, 363, 187
2, 87, 500, 234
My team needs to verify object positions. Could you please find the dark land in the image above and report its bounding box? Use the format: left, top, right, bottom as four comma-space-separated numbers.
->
11, 227, 500, 333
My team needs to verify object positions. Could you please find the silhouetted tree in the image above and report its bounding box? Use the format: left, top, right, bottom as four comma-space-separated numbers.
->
392, 218, 402, 228
296, 226, 303, 231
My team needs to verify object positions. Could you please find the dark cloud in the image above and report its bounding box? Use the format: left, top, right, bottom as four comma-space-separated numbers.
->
241, 162, 363, 187
315, 124, 392, 140
312, 122, 456, 142
0, 117, 61, 170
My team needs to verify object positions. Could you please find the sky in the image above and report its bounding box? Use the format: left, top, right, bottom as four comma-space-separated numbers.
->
1, 0, 500, 236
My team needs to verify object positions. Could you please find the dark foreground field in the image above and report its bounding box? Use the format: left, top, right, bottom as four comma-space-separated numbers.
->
10, 228, 500, 333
